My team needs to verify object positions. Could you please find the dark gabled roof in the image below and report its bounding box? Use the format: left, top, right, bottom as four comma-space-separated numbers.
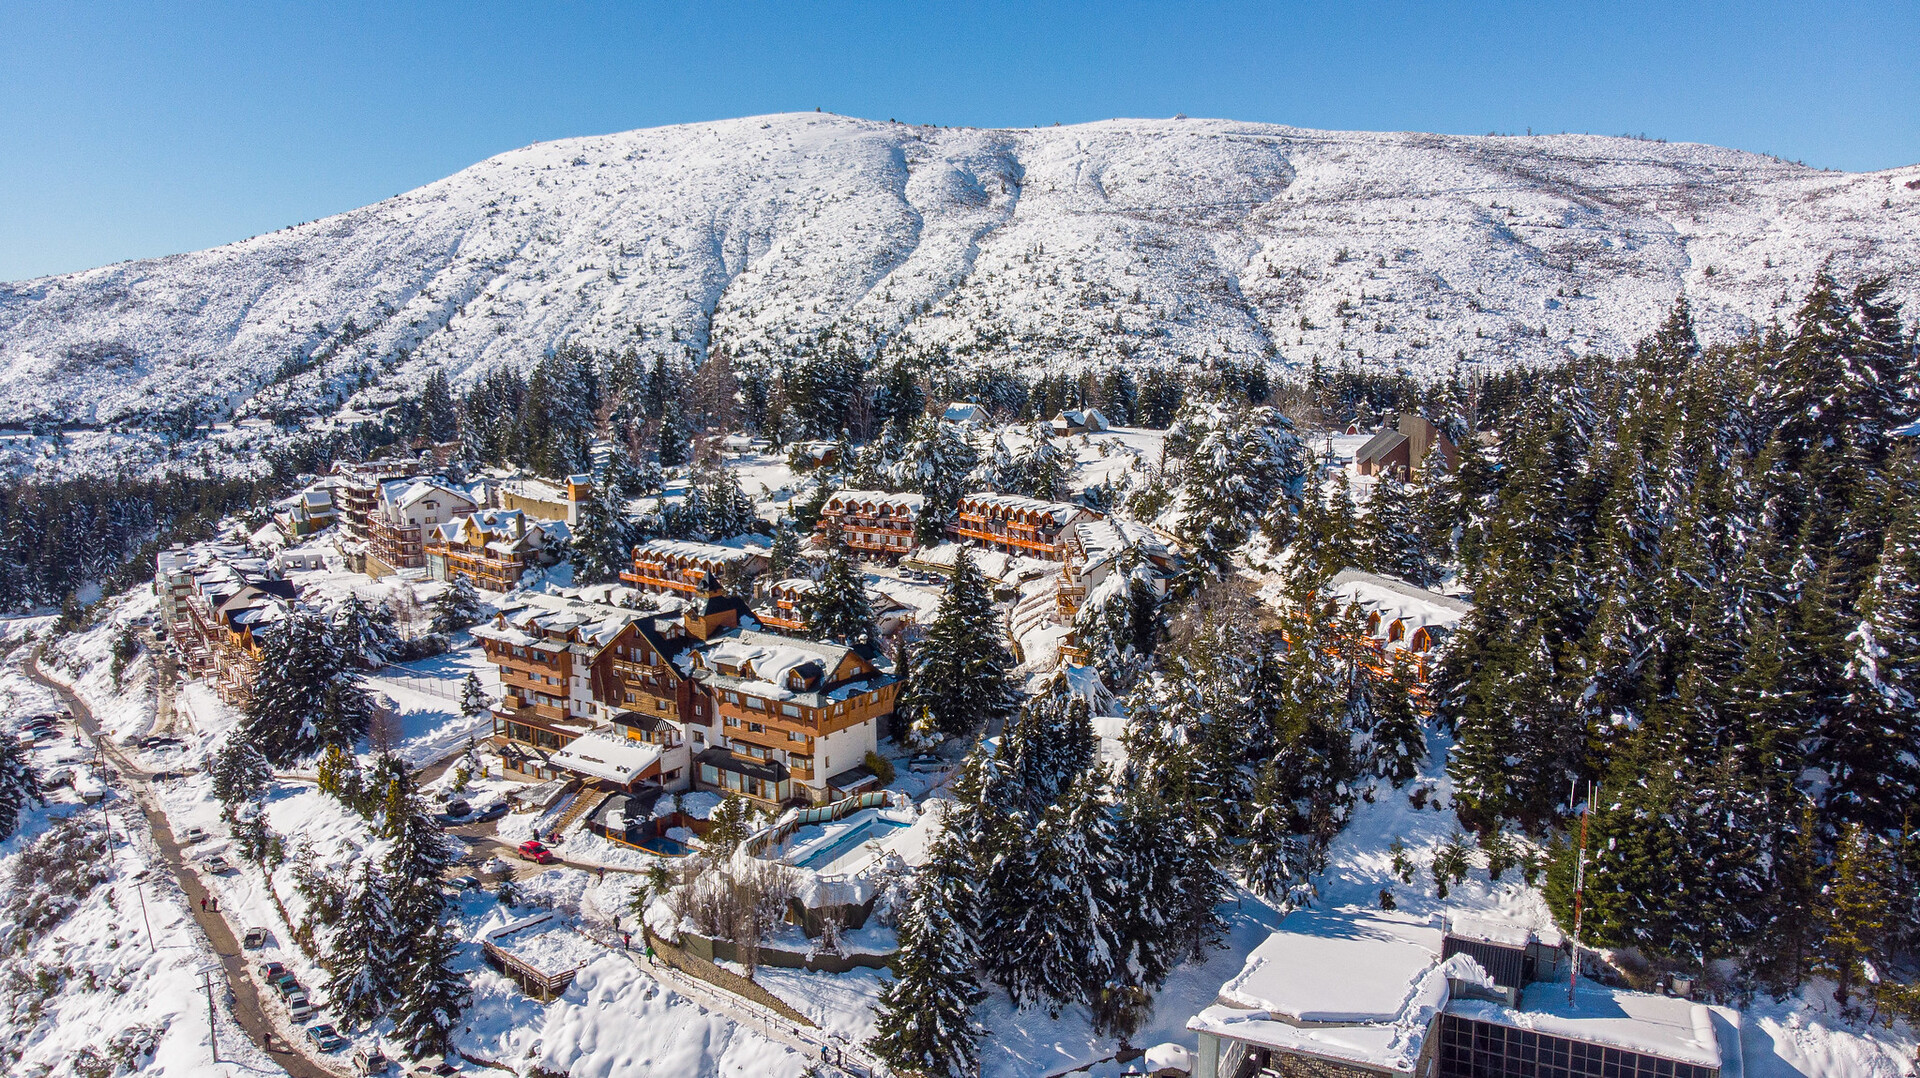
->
1354, 429, 1409, 463
609, 709, 675, 733
696, 747, 790, 784
694, 594, 752, 620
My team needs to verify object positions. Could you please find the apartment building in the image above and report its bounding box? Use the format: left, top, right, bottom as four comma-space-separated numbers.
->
424, 508, 565, 592
949, 492, 1101, 561
154, 544, 300, 706
621, 539, 769, 597
687, 630, 896, 806
816, 489, 925, 558
367, 478, 478, 573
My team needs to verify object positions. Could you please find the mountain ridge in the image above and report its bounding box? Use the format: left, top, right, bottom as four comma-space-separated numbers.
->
3, 111, 1918, 428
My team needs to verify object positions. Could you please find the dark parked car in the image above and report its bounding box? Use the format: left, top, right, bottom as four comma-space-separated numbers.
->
470, 801, 509, 823
306, 1024, 347, 1052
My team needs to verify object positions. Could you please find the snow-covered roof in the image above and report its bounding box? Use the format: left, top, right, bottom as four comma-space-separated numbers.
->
824, 489, 925, 514
478, 592, 646, 651
1449, 983, 1726, 1070
633, 539, 766, 565
1325, 569, 1474, 634
1446, 913, 1534, 948
1221, 913, 1444, 1023
942, 402, 989, 425
1190, 912, 1472, 1075
549, 731, 663, 785
958, 491, 1090, 525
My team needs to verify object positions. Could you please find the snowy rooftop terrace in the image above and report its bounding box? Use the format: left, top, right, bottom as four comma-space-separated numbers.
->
1190, 910, 1736, 1077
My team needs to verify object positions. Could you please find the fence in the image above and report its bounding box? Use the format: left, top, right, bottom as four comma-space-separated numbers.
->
679, 929, 898, 975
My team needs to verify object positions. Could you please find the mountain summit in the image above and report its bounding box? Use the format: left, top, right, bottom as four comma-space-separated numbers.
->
3, 112, 1917, 426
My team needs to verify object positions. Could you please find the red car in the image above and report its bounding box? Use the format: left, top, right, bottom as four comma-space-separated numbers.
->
517, 840, 556, 865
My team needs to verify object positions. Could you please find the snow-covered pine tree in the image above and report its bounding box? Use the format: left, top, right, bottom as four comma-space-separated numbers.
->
428, 576, 483, 635
899, 548, 1018, 737
656, 399, 691, 468
393, 914, 469, 1060
315, 741, 366, 811
799, 541, 875, 647
570, 466, 635, 585
244, 609, 356, 767
323, 859, 400, 1029
890, 417, 978, 518
332, 594, 399, 669
768, 525, 802, 579
1361, 473, 1438, 586
1835, 497, 1920, 836
210, 733, 273, 815
868, 836, 985, 1078
994, 767, 1122, 1013
0, 730, 44, 839
417, 369, 459, 443
459, 673, 489, 720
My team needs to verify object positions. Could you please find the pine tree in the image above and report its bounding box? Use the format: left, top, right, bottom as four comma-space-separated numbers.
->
656, 399, 691, 468
1366, 655, 1426, 785
459, 673, 490, 720
1814, 825, 1892, 1010
429, 576, 483, 634
332, 594, 399, 669
0, 730, 44, 840
899, 549, 1018, 737
1361, 473, 1438, 586
768, 526, 802, 579
417, 369, 459, 443
393, 915, 468, 1060
570, 467, 635, 585
704, 795, 754, 854
799, 541, 875, 647
324, 859, 400, 1029
210, 734, 272, 815
1836, 501, 1920, 835
315, 742, 366, 811
868, 837, 985, 1078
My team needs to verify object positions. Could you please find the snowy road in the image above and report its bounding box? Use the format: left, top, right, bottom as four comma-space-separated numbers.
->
29, 656, 344, 1078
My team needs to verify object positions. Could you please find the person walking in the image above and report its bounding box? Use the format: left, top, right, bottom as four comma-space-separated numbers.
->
199, 896, 206, 912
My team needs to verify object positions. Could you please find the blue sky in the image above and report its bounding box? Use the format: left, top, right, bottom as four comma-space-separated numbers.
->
3, 1, 1915, 281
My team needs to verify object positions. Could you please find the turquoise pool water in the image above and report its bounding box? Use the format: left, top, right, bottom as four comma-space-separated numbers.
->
790, 816, 907, 872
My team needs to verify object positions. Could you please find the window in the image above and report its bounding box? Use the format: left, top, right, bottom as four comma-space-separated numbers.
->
724, 716, 739, 728
748, 722, 764, 734
788, 730, 806, 742
781, 704, 801, 717
624, 692, 636, 704
746, 697, 764, 710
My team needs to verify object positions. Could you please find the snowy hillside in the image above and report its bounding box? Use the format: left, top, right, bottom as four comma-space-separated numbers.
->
3, 112, 1919, 428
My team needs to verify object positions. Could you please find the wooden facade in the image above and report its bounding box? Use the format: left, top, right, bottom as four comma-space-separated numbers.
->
621, 539, 769, 596
817, 489, 924, 558
949, 492, 1099, 561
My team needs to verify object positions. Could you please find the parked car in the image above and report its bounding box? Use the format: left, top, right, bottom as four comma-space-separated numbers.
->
286, 993, 314, 1023
273, 974, 303, 997
448, 875, 481, 891
516, 840, 556, 865
353, 1047, 393, 1075
257, 960, 288, 981
242, 926, 269, 949
202, 854, 232, 874
182, 827, 208, 844
443, 799, 471, 818
470, 801, 509, 823
408, 1058, 458, 1078
908, 754, 945, 773
306, 1024, 348, 1052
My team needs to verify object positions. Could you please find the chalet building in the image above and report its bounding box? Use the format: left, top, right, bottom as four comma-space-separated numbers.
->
1057, 518, 1175, 622
621, 539, 769, 597
942, 401, 990, 428
271, 482, 339, 539
473, 593, 644, 780
1190, 914, 1733, 1078
1354, 413, 1459, 479
753, 578, 814, 634
424, 508, 566, 592
950, 492, 1102, 562
687, 630, 897, 807
155, 544, 300, 706
1051, 408, 1108, 436
497, 474, 593, 527
367, 478, 479, 573
1321, 569, 1473, 684
817, 489, 925, 558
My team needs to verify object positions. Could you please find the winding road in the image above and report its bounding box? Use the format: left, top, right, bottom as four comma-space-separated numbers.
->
28, 657, 341, 1078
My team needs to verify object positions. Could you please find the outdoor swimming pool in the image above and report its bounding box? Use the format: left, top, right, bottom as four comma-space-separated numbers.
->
788, 814, 909, 874
640, 835, 693, 857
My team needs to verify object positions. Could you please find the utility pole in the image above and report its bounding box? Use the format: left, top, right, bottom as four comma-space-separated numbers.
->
202, 969, 220, 1064
1568, 780, 1594, 1007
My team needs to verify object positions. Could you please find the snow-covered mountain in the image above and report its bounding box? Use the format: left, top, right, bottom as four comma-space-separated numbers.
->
4, 111, 1919, 427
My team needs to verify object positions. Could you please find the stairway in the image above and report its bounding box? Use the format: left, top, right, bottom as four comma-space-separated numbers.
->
550, 787, 609, 837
